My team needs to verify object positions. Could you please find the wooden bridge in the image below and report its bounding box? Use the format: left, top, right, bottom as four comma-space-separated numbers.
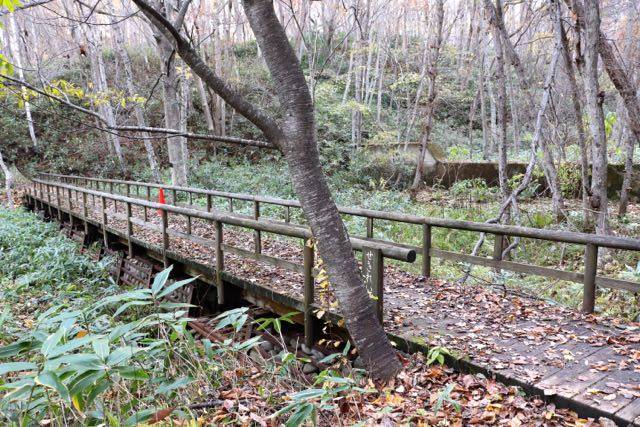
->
24, 172, 640, 425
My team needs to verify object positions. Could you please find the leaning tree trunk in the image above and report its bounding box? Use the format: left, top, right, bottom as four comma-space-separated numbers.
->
133, 0, 401, 380
242, 0, 400, 379
581, 0, 609, 235
0, 150, 14, 209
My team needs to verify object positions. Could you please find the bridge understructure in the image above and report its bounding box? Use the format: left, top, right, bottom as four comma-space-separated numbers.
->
23, 173, 640, 425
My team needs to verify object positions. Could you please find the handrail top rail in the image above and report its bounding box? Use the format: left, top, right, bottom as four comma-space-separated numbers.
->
36, 172, 640, 252
32, 178, 416, 262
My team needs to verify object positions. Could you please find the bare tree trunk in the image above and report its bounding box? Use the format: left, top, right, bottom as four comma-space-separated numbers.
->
411, 0, 444, 189
581, 0, 609, 235
619, 131, 636, 215
108, 0, 161, 183
151, 0, 189, 186
7, 15, 37, 148
133, 0, 401, 380
479, 52, 490, 160
489, 0, 508, 200
554, 0, 590, 222
0, 150, 13, 209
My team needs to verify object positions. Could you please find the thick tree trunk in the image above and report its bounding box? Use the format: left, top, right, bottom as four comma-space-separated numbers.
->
581, 0, 609, 235
0, 150, 14, 209
242, 0, 400, 380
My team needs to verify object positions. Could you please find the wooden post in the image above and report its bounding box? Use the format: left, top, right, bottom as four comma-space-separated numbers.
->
228, 197, 234, 212
172, 189, 178, 206
101, 196, 108, 248
56, 186, 61, 221
82, 192, 89, 234
67, 188, 74, 228
422, 224, 432, 278
186, 214, 192, 235
126, 184, 130, 199
582, 243, 598, 314
253, 201, 262, 254
206, 194, 212, 212
144, 186, 150, 222
126, 202, 133, 257
214, 221, 224, 305
285, 206, 290, 223
303, 240, 315, 347
366, 217, 374, 239
493, 234, 504, 272
362, 247, 384, 322
161, 209, 169, 268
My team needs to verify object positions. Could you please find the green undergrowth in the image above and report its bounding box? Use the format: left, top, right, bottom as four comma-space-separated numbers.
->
0, 208, 387, 426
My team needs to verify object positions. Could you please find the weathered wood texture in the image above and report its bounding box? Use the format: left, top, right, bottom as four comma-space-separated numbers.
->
34, 174, 640, 314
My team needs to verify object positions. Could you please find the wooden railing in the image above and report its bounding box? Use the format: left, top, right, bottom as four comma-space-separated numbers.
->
27, 178, 416, 346
35, 172, 640, 314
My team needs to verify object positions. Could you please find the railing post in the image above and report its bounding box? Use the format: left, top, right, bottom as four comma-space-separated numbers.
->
493, 234, 505, 272
126, 183, 130, 198
67, 188, 74, 228
101, 196, 108, 248
172, 189, 178, 206
582, 244, 598, 314
82, 191, 89, 234
366, 217, 374, 239
214, 221, 225, 305
253, 201, 261, 254
186, 214, 192, 235
285, 206, 290, 223
422, 224, 432, 278
228, 197, 234, 212
126, 202, 133, 257
144, 186, 150, 222
303, 240, 315, 347
161, 209, 169, 268
206, 194, 212, 212
56, 186, 61, 221
362, 246, 383, 322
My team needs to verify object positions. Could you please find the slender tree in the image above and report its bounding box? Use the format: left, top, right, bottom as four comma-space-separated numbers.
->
131, 0, 401, 379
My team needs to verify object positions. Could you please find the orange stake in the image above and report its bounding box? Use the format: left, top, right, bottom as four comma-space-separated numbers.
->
158, 188, 166, 216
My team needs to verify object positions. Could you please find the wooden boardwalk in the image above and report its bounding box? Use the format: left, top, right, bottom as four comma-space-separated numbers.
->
24, 177, 640, 426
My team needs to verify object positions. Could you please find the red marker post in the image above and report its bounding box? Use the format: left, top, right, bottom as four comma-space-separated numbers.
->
158, 188, 166, 216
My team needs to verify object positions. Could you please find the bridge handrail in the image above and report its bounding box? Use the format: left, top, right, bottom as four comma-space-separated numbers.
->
36, 172, 640, 251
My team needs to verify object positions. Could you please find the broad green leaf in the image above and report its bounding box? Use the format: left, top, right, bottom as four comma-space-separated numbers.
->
151, 266, 173, 295
92, 337, 110, 360
157, 277, 195, 299
0, 361, 37, 376
35, 371, 69, 401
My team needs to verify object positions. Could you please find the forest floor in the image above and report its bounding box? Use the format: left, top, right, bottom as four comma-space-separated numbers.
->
0, 206, 614, 426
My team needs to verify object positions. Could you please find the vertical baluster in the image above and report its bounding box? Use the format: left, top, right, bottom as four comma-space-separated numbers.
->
82, 192, 89, 234
493, 234, 505, 273
582, 244, 598, 314
161, 209, 169, 268
126, 202, 133, 257
253, 201, 261, 254
422, 224, 432, 278
366, 217, 374, 238
101, 196, 108, 248
144, 186, 150, 222
206, 194, 212, 212
215, 221, 224, 305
